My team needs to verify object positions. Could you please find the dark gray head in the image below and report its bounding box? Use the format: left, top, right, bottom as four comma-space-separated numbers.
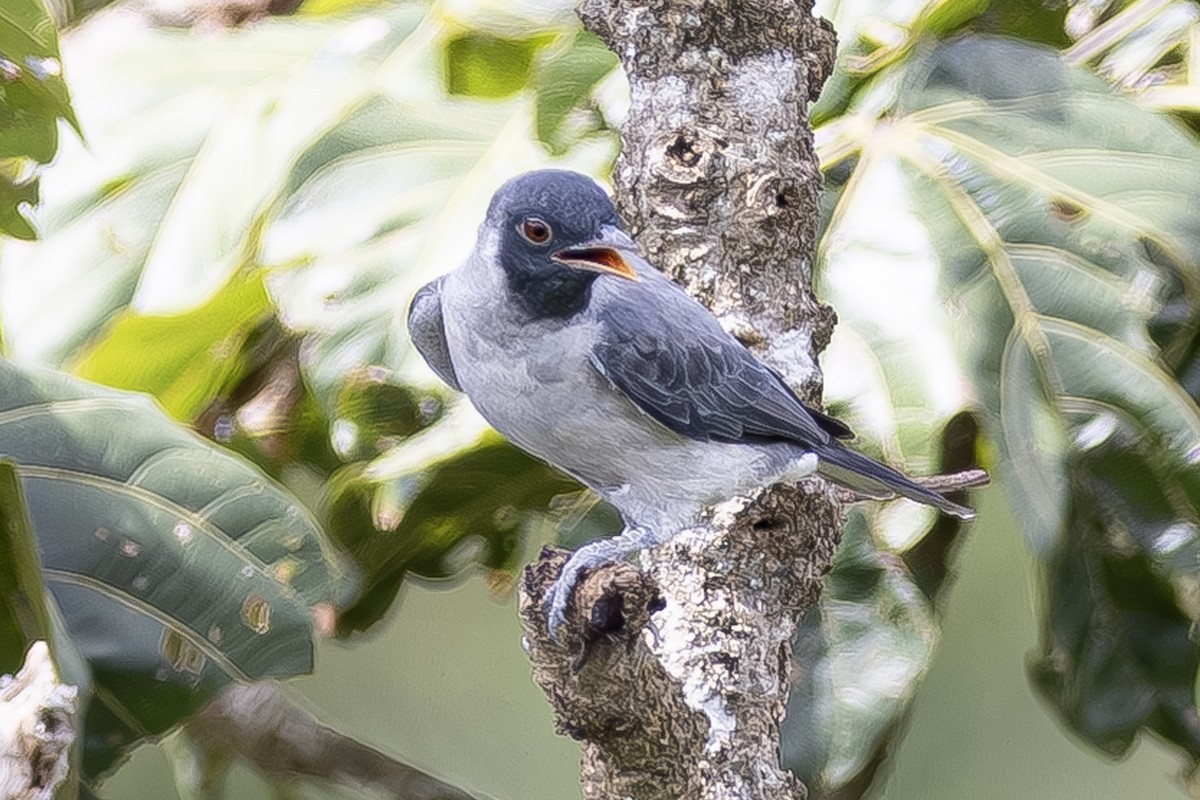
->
485, 170, 640, 319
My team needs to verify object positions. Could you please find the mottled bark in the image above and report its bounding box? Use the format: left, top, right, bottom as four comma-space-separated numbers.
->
519, 2, 839, 799
0, 642, 77, 800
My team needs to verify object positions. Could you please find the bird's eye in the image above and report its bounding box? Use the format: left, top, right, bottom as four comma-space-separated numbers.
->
520, 217, 553, 245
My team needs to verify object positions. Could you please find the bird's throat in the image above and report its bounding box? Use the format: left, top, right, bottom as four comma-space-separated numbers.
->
506, 269, 596, 320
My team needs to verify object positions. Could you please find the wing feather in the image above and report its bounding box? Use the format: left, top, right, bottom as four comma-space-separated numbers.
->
406, 277, 462, 391
590, 286, 851, 445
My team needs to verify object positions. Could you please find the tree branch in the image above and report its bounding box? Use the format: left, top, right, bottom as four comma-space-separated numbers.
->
184, 682, 479, 800
519, 2, 839, 798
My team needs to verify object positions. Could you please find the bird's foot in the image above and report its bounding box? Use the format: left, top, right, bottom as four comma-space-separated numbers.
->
544, 527, 652, 642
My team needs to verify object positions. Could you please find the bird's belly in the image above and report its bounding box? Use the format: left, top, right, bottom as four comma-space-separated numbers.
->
460, 344, 786, 529
461, 343, 655, 486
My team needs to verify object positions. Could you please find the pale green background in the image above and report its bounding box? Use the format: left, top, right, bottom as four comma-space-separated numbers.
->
103, 485, 1186, 799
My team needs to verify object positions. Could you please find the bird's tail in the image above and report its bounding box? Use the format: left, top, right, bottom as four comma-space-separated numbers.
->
814, 443, 975, 520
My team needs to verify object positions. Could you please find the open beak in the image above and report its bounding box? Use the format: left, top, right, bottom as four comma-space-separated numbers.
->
552, 225, 642, 282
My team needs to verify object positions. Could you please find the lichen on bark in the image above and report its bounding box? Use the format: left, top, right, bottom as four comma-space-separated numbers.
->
519, 2, 840, 798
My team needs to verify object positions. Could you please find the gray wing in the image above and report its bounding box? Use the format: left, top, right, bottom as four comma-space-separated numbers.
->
589, 283, 851, 445
407, 277, 462, 391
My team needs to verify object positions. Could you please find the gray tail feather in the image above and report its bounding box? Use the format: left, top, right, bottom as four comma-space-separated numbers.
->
814, 443, 976, 520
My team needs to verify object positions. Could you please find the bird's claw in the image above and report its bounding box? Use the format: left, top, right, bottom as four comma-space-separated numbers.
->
543, 528, 653, 642
544, 556, 589, 643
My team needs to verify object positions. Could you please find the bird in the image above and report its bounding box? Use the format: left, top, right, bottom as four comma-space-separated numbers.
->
407, 169, 974, 638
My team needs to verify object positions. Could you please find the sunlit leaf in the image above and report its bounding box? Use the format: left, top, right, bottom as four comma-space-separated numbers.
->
0, 360, 354, 778
71, 274, 272, 422
533, 30, 618, 155
0, 7, 423, 363
0, 0, 77, 239
444, 31, 547, 98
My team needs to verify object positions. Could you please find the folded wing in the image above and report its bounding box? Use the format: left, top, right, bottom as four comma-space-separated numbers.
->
589, 292, 851, 445
589, 286, 973, 519
407, 277, 462, 391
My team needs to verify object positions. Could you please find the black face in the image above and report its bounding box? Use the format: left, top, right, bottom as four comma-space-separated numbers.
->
487, 170, 625, 320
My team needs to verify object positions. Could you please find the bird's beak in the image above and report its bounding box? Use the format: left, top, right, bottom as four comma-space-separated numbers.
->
552, 225, 642, 282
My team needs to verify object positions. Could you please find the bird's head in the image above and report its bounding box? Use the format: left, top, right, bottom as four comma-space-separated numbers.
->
484, 170, 642, 319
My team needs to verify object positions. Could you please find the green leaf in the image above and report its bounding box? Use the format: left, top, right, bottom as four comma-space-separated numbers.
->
0, 0, 77, 136
0, 161, 39, 240
70, 274, 272, 422
0, 458, 49, 672
444, 32, 546, 98
329, 428, 579, 634
0, 459, 92, 799
1, 461, 58, 671
0, 0, 77, 238
533, 30, 618, 155
1026, 330, 1200, 768
0, 360, 354, 779
0, 8, 422, 365
782, 512, 938, 794
1031, 412, 1200, 762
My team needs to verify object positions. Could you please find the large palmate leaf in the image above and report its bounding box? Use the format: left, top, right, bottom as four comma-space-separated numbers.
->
820, 34, 1200, 552
0, 0, 78, 240
0, 360, 353, 779
818, 32, 1200, 773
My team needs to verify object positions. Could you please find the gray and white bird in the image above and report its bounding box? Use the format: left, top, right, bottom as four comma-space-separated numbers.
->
408, 169, 973, 636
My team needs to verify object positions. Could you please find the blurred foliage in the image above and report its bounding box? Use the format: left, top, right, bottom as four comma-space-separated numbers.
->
785, 512, 941, 795
4, 0, 1200, 797
1062, 0, 1200, 116
0, 460, 48, 676
0, 0, 78, 239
